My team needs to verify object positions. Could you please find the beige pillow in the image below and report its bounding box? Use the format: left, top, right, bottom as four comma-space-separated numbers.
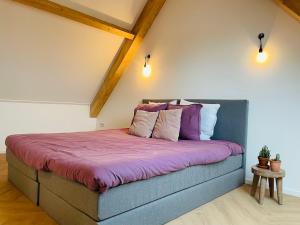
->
152, 109, 182, 142
129, 110, 159, 138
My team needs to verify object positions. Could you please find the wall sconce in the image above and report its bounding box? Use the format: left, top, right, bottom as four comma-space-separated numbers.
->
256, 33, 268, 63
143, 54, 151, 77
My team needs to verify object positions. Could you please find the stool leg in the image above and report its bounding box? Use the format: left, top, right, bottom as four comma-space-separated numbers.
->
251, 175, 260, 196
276, 178, 283, 205
259, 177, 267, 204
268, 178, 274, 198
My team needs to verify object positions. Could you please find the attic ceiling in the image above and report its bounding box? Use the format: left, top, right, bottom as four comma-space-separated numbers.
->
0, 0, 146, 104
51, 0, 146, 30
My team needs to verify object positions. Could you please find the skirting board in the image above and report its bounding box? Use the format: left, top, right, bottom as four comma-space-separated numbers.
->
245, 177, 300, 197
40, 169, 244, 225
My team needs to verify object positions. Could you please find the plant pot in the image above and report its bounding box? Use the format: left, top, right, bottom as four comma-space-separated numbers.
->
270, 160, 281, 172
258, 157, 269, 168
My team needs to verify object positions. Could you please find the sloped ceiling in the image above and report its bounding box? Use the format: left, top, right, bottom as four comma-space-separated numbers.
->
52, 0, 146, 30
0, 0, 146, 104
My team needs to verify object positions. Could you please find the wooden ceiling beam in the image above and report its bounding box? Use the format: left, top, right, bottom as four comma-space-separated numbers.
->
275, 0, 300, 22
12, 0, 135, 40
90, 0, 166, 117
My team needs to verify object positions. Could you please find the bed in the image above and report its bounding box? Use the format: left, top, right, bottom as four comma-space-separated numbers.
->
5, 99, 248, 225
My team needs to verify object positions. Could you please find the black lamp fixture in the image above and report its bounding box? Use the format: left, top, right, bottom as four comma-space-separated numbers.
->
257, 33, 268, 63
258, 33, 264, 53
143, 54, 151, 77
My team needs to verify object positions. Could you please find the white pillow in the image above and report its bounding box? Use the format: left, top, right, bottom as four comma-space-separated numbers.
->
180, 99, 220, 140
149, 100, 177, 105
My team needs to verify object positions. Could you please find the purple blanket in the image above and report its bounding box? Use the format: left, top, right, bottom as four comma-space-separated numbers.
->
5, 129, 243, 193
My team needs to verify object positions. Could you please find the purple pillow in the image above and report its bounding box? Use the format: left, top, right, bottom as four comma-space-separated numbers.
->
167, 104, 202, 140
134, 103, 168, 114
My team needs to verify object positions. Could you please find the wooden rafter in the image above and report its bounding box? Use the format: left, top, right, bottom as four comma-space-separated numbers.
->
275, 0, 300, 22
90, 0, 166, 117
12, 0, 135, 40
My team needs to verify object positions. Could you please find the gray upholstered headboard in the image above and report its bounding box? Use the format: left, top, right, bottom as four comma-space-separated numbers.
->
142, 99, 249, 149
143, 99, 248, 176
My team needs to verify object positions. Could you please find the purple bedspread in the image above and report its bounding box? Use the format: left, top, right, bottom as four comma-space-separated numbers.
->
5, 129, 243, 193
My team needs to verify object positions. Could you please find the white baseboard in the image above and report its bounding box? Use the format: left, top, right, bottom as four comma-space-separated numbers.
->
284, 188, 300, 197
245, 177, 300, 197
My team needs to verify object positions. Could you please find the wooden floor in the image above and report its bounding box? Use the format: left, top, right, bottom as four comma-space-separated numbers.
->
1, 154, 300, 225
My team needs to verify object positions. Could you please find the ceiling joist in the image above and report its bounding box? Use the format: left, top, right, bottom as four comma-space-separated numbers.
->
90, 0, 166, 117
275, 0, 300, 22
12, 0, 135, 40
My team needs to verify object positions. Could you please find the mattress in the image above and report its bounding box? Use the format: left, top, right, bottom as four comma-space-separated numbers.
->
39, 154, 243, 221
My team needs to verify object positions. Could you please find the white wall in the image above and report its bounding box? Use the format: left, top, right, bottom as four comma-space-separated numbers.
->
0, 0, 123, 104
98, 0, 300, 196
0, 101, 96, 153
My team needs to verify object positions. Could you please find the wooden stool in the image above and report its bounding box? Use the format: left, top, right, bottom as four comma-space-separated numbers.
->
251, 166, 285, 205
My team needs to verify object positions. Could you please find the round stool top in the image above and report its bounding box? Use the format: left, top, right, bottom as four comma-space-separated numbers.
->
251, 166, 285, 178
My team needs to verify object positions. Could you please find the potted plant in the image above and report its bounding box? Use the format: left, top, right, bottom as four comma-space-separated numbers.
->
258, 145, 271, 168
270, 154, 281, 172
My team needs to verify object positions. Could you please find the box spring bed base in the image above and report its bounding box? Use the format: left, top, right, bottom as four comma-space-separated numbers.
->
39, 169, 244, 225
38, 155, 243, 221
6, 149, 39, 204
8, 164, 39, 204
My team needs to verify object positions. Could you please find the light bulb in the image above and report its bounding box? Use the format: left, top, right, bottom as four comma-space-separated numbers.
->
143, 64, 151, 77
256, 51, 268, 63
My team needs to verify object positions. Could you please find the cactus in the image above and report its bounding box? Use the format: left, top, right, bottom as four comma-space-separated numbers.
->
258, 145, 271, 158
275, 153, 280, 161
